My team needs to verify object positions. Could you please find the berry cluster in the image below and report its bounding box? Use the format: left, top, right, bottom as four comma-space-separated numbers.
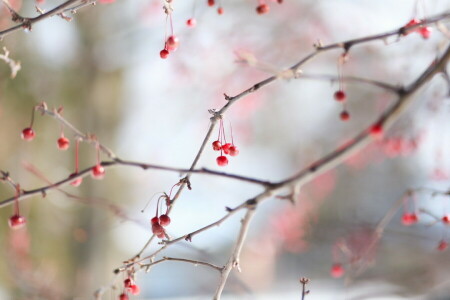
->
333, 53, 350, 121
404, 18, 432, 39
211, 119, 239, 167
149, 194, 172, 239
118, 276, 140, 299
400, 192, 450, 251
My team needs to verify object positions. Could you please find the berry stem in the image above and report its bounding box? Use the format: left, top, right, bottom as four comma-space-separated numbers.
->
96, 142, 101, 165
13, 184, 20, 215
229, 121, 234, 145
169, 14, 174, 37
29, 106, 36, 128
75, 138, 80, 173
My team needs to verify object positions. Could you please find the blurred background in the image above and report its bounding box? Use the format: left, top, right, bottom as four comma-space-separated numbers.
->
0, 0, 449, 299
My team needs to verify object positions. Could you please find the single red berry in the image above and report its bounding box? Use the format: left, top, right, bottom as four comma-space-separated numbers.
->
207, 0, 215, 6
186, 18, 196, 27
151, 216, 159, 225
21, 127, 35, 141
57, 136, 70, 150
91, 164, 105, 179
119, 293, 129, 300
217, 7, 224, 14
420, 27, 432, 39
129, 284, 140, 295
166, 35, 179, 51
216, 155, 228, 166
229, 146, 239, 156
340, 110, 350, 121
334, 90, 346, 102
330, 263, 345, 278
212, 140, 222, 151
69, 172, 83, 187
222, 143, 232, 154
256, 4, 269, 14
442, 215, 450, 224
152, 223, 164, 235
9, 214, 26, 229
160, 49, 169, 59
401, 213, 419, 226
159, 214, 171, 227
370, 123, 383, 139
438, 240, 448, 251
124, 278, 133, 288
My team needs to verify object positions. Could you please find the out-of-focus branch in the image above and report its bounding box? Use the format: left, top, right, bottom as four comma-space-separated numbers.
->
0, 47, 20, 78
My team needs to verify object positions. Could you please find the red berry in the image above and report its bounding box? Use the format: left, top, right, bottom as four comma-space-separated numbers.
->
21, 127, 35, 141
370, 123, 383, 139
91, 164, 105, 179
124, 278, 133, 288
152, 223, 164, 235
340, 110, 350, 121
404, 18, 421, 35
207, 0, 214, 6
69, 172, 83, 187
129, 284, 140, 295
166, 35, 179, 51
442, 215, 450, 224
256, 4, 269, 14
157, 231, 166, 239
217, 7, 224, 14
119, 293, 129, 300
334, 90, 346, 102
420, 27, 432, 39
9, 214, 26, 229
330, 263, 344, 278
229, 146, 239, 156
159, 214, 171, 227
438, 240, 448, 251
216, 155, 228, 166
160, 49, 169, 59
212, 140, 222, 151
222, 143, 232, 154
151, 216, 159, 225
186, 18, 196, 27
57, 136, 70, 150
401, 213, 418, 226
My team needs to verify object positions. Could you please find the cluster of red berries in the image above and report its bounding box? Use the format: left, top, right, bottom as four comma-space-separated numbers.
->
401, 194, 450, 251
148, 194, 172, 239
160, 35, 179, 59
380, 135, 421, 158
256, 0, 283, 15
404, 18, 432, 39
212, 119, 239, 167
333, 53, 351, 121
118, 277, 140, 300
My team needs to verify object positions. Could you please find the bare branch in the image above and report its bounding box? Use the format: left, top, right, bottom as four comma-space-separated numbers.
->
0, 47, 20, 78
213, 208, 256, 299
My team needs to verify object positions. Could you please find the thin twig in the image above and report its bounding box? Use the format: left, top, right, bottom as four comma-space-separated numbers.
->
213, 208, 256, 300
141, 256, 224, 273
